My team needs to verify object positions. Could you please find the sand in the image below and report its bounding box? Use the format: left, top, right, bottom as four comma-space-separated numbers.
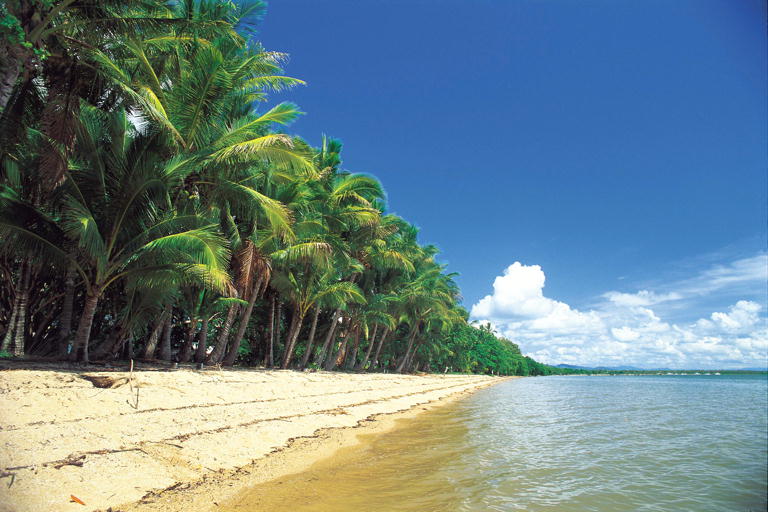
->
0, 363, 506, 512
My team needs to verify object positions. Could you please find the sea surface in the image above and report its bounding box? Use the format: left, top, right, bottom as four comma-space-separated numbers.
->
225, 375, 767, 512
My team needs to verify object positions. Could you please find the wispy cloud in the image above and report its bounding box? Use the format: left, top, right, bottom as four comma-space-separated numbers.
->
672, 253, 767, 297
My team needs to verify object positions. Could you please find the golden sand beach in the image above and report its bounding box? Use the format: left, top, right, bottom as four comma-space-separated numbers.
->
0, 365, 506, 512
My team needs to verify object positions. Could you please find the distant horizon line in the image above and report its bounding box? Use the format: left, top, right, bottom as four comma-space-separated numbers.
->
549, 363, 767, 372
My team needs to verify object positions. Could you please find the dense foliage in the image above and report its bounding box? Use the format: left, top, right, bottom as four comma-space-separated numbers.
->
0, 0, 553, 376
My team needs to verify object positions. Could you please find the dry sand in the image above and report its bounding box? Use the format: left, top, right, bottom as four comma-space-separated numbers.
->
0, 364, 506, 512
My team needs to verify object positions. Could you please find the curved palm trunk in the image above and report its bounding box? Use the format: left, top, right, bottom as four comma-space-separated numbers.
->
406, 338, 426, 373
325, 323, 354, 371
70, 292, 100, 363
57, 266, 76, 357
345, 327, 361, 370
299, 306, 321, 369
109, 329, 129, 361
206, 304, 238, 364
369, 327, 391, 371
222, 277, 263, 366
179, 320, 197, 363
1, 286, 19, 353
194, 316, 209, 363
280, 306, 304, 369
143, 309, 167, 359
315, 308, 341, 367
221, 317, 243, 366
395, 323, 420, 373
265, 295, 276, 367
9, 263, 31, 357
91, 325, 124, 360
273, 301, 283, 364
158, 311, 173, 361
355, 324, 378, 371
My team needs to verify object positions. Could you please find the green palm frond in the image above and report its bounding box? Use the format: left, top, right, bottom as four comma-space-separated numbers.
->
337, 206, 381, 228
313, 281, 366, 308
211, 133, 316, 177
331, 174, 385, 207
139, 225, 230, 271
60, 195, 107, 268
271, 241, 332, 268
217, 180, 294, 241
243, 76, 306, 92
213, 103, 304, 148
373, 249, 415, 273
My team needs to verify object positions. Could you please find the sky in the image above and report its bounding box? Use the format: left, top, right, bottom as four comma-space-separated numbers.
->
256, 0, 768, 369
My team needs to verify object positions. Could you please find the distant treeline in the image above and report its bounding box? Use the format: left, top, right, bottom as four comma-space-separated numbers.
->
0, 1, 559, 376
548, 368, 767, 376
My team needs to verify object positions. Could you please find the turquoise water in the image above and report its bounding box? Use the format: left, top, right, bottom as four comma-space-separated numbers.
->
227, 375, 767, 512
452, 375, 768, 511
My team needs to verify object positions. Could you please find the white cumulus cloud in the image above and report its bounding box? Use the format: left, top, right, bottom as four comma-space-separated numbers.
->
470, 257, 768, 369
611, 326, 640, 341
709, 300, 762, 332
470, 262, 601, 333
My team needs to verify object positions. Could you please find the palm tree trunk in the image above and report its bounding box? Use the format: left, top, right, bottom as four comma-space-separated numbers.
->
179, 319, 197, 363
345, 327, 361, 370
273, 300, 283, 364
395, 323, 420, 373
280, 306, 305, 369
70, 292, 100, 363
57, 266, 76, 357
194, 316, 209, 363
109, 328, 128, 361
10, 263, 31, 357
0, 48, 22, 112
158, 309, 173, 361
1, 284, 19, 353
355, 324, 378, 371
90, 324, 120, 360
299, 306, 321, 369
206, 304, 238, 364
315, 308, 340, 367
143, 304, 169, 359
125, 334, 134, 360
266, 295, 276, 367
407, 338, 426, 373
369, 327, 390, 371
222, 277, 263, 366
325, 322, 353, 371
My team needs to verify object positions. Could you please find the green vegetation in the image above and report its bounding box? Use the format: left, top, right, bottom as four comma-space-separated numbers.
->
550, 368, 767, 376
0, 0, 559, 376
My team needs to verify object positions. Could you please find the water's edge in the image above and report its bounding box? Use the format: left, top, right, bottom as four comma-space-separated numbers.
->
219, 375, 768, 512
116, 376, 512, 512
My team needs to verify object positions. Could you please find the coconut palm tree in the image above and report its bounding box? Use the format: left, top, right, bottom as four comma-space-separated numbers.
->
0, 106, 230, 361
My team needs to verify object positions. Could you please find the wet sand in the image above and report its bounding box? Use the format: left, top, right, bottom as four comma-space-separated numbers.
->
0, 364, 506, 512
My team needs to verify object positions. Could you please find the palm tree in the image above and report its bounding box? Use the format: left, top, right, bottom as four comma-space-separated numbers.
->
0, 107, 230, 361
271, 265, 365, 369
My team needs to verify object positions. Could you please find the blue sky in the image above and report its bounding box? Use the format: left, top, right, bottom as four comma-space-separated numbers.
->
257, 0, 767, 368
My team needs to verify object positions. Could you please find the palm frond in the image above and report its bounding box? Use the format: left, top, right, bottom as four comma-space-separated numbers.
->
212, 134, 316, 177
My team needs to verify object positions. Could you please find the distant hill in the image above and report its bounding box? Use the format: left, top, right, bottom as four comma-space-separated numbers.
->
555, 364, 644, 371
554, 364, 767, 372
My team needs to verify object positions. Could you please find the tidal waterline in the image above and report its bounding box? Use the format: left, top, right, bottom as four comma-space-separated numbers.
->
221, 375, 767, 512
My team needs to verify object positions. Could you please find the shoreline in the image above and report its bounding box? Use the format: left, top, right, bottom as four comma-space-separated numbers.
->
119, 378, 504, 512
0, 365, 509, 512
